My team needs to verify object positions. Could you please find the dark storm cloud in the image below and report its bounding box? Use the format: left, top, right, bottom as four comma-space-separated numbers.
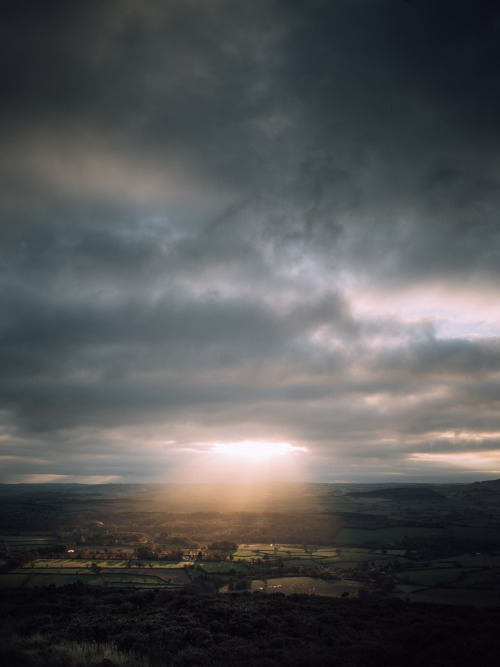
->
1, 0, 500, 482
1, 0, 287, 198
273, 0, 500, 284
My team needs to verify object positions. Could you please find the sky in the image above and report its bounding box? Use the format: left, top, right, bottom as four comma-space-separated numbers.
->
1, 0, 500, 485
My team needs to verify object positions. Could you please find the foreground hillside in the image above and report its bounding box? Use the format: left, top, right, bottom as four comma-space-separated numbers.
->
1, 585, 500, 666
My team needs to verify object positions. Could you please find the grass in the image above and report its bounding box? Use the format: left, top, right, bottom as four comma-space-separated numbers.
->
199, 562, 247, 572
396, 568, 464, 587
284, 558, 317, 568
0, 536, 57, 543
247, 576, 362, 597
234, 544, 400, 565
0, 632, 152, 667
1, 565, 183, 589
235, 544, 308, 557
0, 536, 59, 553
25, 572, 176, 589
0, 574, 30, 587
450, 568, 500, 588
450, 526, 500, 543
25, 574, 102, 587
393, 582, 423, 594
334, 526, 446, 545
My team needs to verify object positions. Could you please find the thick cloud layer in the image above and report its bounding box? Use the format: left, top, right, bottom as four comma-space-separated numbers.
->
1, 0, 500, 483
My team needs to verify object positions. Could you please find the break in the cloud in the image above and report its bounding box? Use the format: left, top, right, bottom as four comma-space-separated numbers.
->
1, 0, 500, 483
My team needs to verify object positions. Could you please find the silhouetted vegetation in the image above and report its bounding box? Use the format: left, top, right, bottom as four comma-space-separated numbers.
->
2, 585, 500, 666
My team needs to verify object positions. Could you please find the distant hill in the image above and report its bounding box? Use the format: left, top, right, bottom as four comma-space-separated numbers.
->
346, 486, 445, 501
461, 479, 500, 497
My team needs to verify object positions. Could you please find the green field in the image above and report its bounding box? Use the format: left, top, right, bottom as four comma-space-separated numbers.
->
0, 569, 181, 590
0, 573, 32, 587
234, 544, 313, 559
234, 544, 401, 563
393, 566, 500, 592
231, 545, 409, 573
200, 562, 247, 572
247, 577, 362, 597
450, 526, 500, 543
396, 567, 464, 587
2, 542, 499, 601
0, 536, 59, 553
450, 568, 500, 587
231, 546, 257, 559
393, 582, 423, 594
0, 536, 58, 543
284, 558, 317, 568
0, 556, 193, 590
334, 526, 445, 546
29, 558, 187, 569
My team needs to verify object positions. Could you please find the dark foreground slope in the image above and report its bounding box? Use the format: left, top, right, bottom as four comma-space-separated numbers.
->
1, 586, 500, 666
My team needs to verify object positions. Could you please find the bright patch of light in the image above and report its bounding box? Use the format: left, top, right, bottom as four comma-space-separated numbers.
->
438, 431, 500, 442
348, 283, 500, 339
410, 451, 500, 468
212, 441, 307, 462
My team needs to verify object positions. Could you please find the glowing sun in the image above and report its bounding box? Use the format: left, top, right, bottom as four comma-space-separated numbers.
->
211, 441, 307, 462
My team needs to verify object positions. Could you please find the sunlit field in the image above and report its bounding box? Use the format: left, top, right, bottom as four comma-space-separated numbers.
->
248, 577, 363, 597
4, 546, 500, 607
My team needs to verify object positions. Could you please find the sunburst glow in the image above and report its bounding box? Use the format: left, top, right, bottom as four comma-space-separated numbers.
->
212, 441, 307, 462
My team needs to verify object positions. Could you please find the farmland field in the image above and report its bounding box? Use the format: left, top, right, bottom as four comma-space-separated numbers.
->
0, 536, 59, 553
334, 526, 445, 545
200, 562, 247, 572
29, 558, 187, 569
1, 558, 193, 589
450, 526, 500, 543
283, 558, 317, 568
247, 577, 362, 597
450, 568, 500, 587
0, 573, 31, 587
0, 569, 183, 589
395, 567, 464, 587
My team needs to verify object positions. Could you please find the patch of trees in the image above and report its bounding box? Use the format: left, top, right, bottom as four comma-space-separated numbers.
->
4, 549, 39, 571
207, 540, 237, 551
161, 535, 196, 547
